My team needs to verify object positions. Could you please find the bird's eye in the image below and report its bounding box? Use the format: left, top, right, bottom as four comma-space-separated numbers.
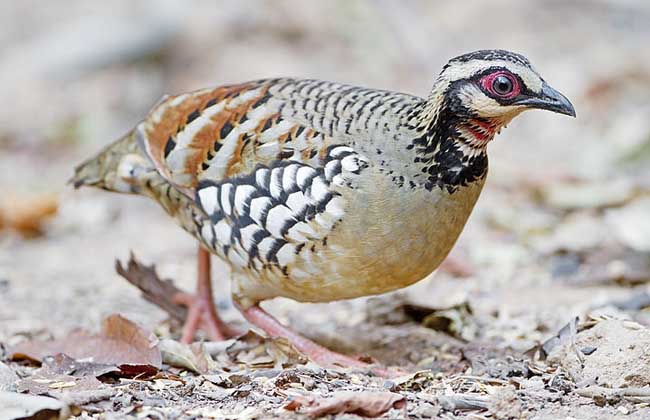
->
479, 71, 520, 99
492, 75, 513, 95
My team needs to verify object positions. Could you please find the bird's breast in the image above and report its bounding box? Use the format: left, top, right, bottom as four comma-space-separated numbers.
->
234, 168, 485, 305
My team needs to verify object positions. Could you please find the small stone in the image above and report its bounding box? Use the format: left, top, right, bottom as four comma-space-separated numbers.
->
383, 380, 396, 390
580, 346, 597, 356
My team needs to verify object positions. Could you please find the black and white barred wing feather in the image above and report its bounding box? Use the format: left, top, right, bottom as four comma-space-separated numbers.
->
195, 145, 369, 278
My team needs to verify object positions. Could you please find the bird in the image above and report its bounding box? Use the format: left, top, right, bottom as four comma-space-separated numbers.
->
71, 49, 575, 370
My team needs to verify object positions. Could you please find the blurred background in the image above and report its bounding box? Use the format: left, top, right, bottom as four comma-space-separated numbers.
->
1, 0, 649, 350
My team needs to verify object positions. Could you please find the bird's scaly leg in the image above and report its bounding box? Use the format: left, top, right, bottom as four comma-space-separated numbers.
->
238, 303, 397, 376
173, 246, 239, 343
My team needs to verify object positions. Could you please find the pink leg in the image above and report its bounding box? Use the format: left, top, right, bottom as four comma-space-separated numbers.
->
173, 246, 239, 343
238, 304, 396, 376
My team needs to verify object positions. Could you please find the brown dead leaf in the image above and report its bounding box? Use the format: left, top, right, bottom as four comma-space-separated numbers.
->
404, 302, 477, 341
159, 339, 215, 374
285, 390, 405, 418
0, 391, 70, 420
16, 355, 107, 396
9, 314, 162, 377
17, 374, 103, 397
0, 192, 58, 238
43, 353, 119, 378
226, 330, 307, 369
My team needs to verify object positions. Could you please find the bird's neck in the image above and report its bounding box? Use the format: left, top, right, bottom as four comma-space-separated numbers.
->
402, 87, 503, 193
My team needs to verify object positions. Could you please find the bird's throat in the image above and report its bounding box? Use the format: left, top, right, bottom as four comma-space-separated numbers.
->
458, 118, 500, 149
407, 109, 492, 193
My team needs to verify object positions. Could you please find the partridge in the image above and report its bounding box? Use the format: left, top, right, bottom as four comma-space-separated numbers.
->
72, 50, 575, 369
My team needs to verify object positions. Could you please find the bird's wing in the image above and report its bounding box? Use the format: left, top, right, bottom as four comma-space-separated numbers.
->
135, 78, 380, 275
194, 145, 369, 276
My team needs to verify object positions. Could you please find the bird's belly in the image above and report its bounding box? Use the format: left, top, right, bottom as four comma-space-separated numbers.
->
233, 175, 485, 306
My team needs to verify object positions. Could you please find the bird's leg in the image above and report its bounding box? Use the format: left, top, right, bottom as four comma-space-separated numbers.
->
173, 246, 239, 343
238, 303, 390, 372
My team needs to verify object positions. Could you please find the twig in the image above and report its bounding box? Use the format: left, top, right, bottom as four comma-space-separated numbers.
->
453, 375, 509, 385
438, 394, 489, 411
576, 386, 650, 398
115, 252, 187, 323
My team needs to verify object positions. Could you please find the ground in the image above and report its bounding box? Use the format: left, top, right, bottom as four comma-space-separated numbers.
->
1, 1, 650, 419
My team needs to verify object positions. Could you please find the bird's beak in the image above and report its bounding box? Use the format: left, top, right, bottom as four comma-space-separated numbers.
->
516, 83, 576, 117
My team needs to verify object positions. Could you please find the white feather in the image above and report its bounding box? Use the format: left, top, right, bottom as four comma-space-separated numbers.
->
220, 183, 233, 215
286, 221, 318, 242
310, 177, 329, 202
285, 191, 308, 214
325, 196, 345, 219
249, 196, 272, 225
341, 155, 360, 173
276, 243, 296, 266
330, 146, 354, 158
255, 168, 270, 188
234, 185, 256, 215
198, 186, 220, 215
282, 164, 299, 190
296, 166, 316, 189
266, 205, 295, 237
214, 220, 231, 245
324, 160, 340, 181
269, 167, 284, 199
239, 224, 262, 251
257, 237, 277, 260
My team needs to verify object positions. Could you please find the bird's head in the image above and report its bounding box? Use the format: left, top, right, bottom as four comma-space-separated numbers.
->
419, 49, 575, 149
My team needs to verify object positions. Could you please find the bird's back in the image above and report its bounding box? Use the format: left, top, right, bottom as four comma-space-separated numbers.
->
136, 78, 423, 191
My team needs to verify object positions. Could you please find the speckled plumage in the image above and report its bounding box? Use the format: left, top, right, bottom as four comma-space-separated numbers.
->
73, 50, 575, 311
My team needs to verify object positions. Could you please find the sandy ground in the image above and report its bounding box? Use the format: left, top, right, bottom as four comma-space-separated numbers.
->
1, 1, 650, 418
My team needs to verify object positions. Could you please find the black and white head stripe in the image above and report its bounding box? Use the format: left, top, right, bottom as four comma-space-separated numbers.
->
438, 49, 543, 94
448, 50, 532, 68
193, 145, 369, 274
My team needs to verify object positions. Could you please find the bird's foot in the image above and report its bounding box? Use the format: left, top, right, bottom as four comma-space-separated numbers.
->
173, 292, 240, 343
239, 304, 400, 377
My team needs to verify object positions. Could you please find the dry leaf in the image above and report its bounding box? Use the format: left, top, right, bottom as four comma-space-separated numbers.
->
9, 314, 161, 377
159, 339, 215, 374
0, 391, 70, 420
43, 353, 119, 378
285, 390, 405, 417
226, 330, 307, 369
17, 369, 104, 396
404, 302, 477, 341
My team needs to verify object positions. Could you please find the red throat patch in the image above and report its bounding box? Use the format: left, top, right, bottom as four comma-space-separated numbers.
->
464, 118, 499, 146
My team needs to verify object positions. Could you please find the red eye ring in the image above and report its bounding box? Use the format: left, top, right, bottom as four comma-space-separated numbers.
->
480, 71, 520, 99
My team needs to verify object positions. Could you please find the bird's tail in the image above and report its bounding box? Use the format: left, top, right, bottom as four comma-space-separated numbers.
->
70, 130, 153, 194
70, 130, 206, 239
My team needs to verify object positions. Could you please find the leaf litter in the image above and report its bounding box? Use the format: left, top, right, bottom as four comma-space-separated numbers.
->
8, 314, 162, 378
